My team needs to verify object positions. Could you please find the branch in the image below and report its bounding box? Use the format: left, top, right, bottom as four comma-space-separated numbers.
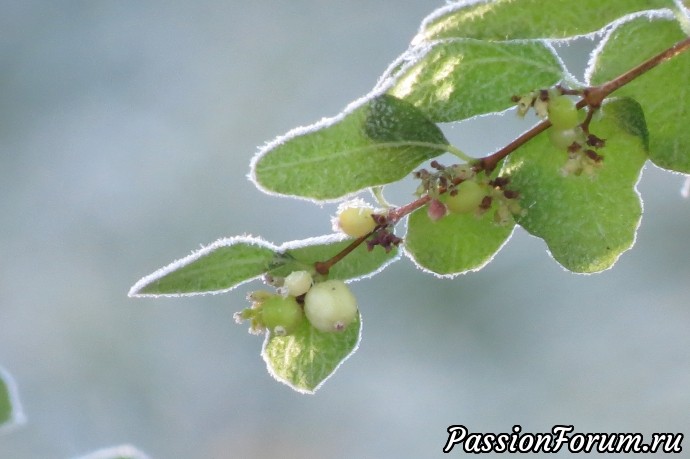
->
481, 36, 690, 172
583, 35, 690, 108
314, 35, 690, 275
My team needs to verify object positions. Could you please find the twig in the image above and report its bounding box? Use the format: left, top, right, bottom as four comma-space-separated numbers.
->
314, 36, 690, 275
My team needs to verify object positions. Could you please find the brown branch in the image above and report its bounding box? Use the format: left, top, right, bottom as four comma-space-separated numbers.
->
314, 233, 370, 275
387, 195, 432, 224
478, 119, 552, 172
583, 35, 690, 108
314, 35, 690, 275
480, 36, 690, 172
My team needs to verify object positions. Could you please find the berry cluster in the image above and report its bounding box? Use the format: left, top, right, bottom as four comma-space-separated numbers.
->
235, 271, 359, 336
413, 161, 524, 225
514, 87, 606, 176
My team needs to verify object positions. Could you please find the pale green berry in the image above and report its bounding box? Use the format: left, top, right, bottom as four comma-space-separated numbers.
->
446, 180, 486, 214
547, 95, 579, 130
261, 295, 304, 336
337, 206, 377, 238
548, 127, 582, 150
304, 280, 358, 333
283, 270, 313, 297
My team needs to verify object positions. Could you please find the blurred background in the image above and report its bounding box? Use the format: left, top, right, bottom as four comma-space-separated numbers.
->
1, 2, 688, 458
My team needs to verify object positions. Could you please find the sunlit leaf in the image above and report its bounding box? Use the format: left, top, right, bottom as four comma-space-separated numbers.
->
413, 0, 671, 43
404, 201, 515, 276
503, 98, 649, 272
262, 313, 361, 393
587, 13, 690, 173
250, 94, 448, 201
128, 237, 277, 297
388, 39, 566, 122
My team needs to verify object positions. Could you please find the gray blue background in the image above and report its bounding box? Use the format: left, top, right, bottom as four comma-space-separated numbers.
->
1, 2, 689, 458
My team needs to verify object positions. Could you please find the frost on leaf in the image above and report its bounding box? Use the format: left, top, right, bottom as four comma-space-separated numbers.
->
587, 12, 690, 173
250, 94, 449, 202
413, 0, 668, 43
129, 233, 400, 298
404, 200, 515, 277
128, 237, 277, 297
388, 39, 567, 122
502, 98, 649, 273
262, 313, 361, 393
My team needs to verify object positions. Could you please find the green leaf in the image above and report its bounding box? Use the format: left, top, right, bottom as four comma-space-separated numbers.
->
0, 366, 25, 432
413, 0, 670, 43
128, 237, 277, 297
388, 39, 566, 122
271, 234, 399, 281
262, 313, 361, 393
404, 201, 515, 276
129, 232, 399, 297
587, 13, 690, 173
250, 94, 449, 201
502, 98, 649, 273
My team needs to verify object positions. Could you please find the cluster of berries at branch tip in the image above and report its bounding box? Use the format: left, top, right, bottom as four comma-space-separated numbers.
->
414, 161, 525, 225
513, 86, 606, 177
235, 270, 359, 336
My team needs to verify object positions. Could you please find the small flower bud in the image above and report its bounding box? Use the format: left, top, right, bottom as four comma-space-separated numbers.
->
427, 199, 447, 221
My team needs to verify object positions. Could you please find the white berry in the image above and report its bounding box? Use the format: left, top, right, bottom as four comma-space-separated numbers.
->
283, 270, 313, 297
304, 280, 358, 333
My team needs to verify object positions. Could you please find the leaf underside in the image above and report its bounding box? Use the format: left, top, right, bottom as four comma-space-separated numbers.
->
503, 98, 649, 273
262, 313, 361, 393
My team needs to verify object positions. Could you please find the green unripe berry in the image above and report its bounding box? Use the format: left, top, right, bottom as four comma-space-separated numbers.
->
548, 127, 582, 150
337, 206, 377, 238
283, 270, 313, 297
304, 280, 358, 333
446, 180, 486, 214
547, 126, 587, 150
261, 295, 304, 336
547, 95, 579, 130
